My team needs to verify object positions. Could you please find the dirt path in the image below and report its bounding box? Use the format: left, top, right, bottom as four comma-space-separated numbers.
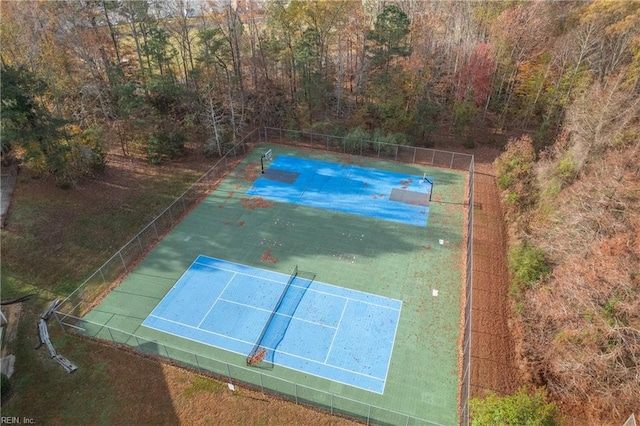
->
470, 161, 521, 397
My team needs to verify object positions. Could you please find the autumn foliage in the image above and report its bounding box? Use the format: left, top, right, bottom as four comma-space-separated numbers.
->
497, 74, 640, 423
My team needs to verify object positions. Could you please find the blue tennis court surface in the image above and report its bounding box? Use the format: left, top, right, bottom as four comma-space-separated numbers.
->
142, 255, 402, 394
246, 155, 433, 227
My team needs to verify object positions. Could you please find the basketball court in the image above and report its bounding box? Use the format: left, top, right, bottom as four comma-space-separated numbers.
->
247, 155, 433, 227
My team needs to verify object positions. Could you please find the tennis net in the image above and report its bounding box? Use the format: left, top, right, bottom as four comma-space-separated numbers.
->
246, 265, 298, 365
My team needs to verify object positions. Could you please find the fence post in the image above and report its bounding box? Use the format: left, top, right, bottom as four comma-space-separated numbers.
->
52, 311, 65, 333
162, 344, 170, 360
119, 251, 127, 270
450, 153, 454, 169
226, 362, 233, 383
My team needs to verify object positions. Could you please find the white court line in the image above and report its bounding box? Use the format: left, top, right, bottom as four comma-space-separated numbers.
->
197, 272, 236, 328
323, 298, 349, 363
153, 269, 398, 353
275, 345, 387, 381
150, 293, 390, 382
382, 300, 403, 385
217, 297, 340, 330
146, 315, 254, 346
193, 259, 289, 285
143, 318, 386, 394
194, 256, 401, 311
304, 286, 401, 311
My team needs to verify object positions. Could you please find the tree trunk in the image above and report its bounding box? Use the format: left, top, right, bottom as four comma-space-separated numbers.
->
101, 0, 121, 64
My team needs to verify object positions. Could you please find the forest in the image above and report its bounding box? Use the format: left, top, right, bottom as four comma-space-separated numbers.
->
1, 1, 639, 424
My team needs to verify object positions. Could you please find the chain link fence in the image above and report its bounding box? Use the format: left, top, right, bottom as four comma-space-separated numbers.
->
260, 127, 474, 171
54, 131, 254, 326
54, 312, 444, 426
258, 127, 474, 425
460, 158, 474, 425
54, 127, 474, 426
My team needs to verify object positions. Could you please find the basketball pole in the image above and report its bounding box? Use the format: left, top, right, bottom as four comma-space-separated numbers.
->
260, 155, 265, 173
429, 179, 433, 202
423, 175, 434, 202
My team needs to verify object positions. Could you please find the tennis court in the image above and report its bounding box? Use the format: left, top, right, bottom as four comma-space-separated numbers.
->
247, 155, 433, 227
142, 255, 401, 394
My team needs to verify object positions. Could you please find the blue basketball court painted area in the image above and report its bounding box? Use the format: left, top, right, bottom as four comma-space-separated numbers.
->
142, 255, 402, 394
246, 155, 433, 227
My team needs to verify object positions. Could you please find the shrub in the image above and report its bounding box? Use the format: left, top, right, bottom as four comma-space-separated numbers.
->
146, 130, 185, 165
508, 241, 550, 299
371, 129, 402, 158
554, 156, 577, 188
344, 128, 369, 154
310, 121, 347, 137
470, 387, 561, 426
495, 136, 539, 223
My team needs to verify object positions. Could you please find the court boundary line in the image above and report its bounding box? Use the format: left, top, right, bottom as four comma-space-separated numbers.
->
149, 270, 400, 332
141, 319, 387, 393
382, 302, 403, 387
145, 315, 255, 346
192, 257, 402, 311
145, 303, 391, 383
197, 255, 398, 300
143, 283, 394, 387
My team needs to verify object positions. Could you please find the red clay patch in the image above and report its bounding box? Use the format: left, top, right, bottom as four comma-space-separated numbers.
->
260, 250, 278, 263
241, 161, 261, 182
241, 197, 275, 209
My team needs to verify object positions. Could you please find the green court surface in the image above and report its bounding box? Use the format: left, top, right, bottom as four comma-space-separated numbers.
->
82, 145, 467, 425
